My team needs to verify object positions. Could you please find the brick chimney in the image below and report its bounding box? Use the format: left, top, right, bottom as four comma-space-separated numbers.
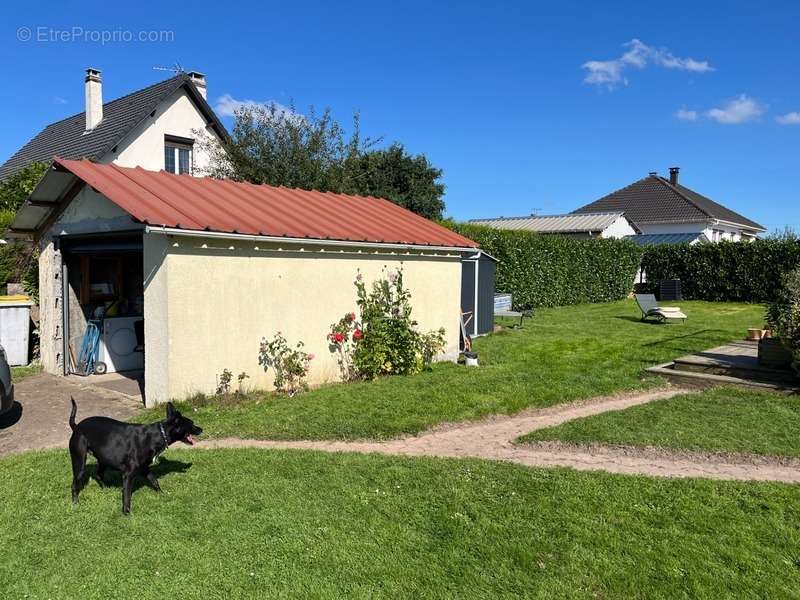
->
187, 71, 207, 100
84, 68, 103, 131
669, 166, 680, 186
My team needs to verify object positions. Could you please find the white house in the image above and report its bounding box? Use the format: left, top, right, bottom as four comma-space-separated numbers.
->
469, 212, 638, 239
0, 68, 226, 181
572, 167, 765, 242
1, 68, 228, 386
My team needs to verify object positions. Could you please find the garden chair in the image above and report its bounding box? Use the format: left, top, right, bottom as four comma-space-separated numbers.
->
634, 294, 687, 323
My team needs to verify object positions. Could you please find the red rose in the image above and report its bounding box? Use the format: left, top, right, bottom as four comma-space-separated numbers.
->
353, 329, 363, 341
347, 312, 356, 322
334, 332, 345, 343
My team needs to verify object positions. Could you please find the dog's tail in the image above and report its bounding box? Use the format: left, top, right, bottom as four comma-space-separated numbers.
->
69, 397, 77, 430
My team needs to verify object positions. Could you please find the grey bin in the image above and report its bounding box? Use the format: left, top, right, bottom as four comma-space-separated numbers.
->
0, 298, 32, 366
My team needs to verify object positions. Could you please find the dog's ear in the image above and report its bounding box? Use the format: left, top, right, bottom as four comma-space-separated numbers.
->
166, 402, 176, 420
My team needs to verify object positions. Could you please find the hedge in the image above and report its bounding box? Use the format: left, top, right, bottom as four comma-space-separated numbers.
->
452, 223, 643, 309
640, 239, 800, 303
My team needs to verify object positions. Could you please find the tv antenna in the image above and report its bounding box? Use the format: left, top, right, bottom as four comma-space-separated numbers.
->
530, 207, 543, 216
153, 62, 185, 75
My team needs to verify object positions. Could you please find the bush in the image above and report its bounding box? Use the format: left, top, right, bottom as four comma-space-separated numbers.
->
640, 239, 800, 303
449, 223, 642, 309
0, 162, 48, 301
327, 268, 446, 380
0, 241, 38, 300
258, 332, 314, 396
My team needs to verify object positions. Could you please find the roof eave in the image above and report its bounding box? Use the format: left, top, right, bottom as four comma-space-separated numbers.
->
144, 225, 477, 253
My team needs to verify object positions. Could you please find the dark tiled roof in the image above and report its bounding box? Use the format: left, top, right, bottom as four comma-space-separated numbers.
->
625, 233, 708, 246
572, 174, 765, 231
0, 74, 227, 181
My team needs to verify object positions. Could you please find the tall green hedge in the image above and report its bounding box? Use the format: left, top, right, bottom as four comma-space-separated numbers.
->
640, 239, 800, 303
452, 223, 643, 309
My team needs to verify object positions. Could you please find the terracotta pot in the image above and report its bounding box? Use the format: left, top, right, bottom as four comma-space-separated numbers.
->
747, 328, 763, 341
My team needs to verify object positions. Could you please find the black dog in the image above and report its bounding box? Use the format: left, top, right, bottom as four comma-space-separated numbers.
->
68, 398, 202, 514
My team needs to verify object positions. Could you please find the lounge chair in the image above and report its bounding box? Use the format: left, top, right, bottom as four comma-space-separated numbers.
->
634, 294, 687, 323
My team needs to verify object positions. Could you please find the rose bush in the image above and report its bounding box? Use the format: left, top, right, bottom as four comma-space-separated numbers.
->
327, 268, 446, 381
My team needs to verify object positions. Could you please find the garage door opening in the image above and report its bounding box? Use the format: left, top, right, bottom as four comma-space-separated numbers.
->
60, 232, 145, 403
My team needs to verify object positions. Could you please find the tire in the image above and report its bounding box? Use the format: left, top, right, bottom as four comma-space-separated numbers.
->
94, 362, 108, 375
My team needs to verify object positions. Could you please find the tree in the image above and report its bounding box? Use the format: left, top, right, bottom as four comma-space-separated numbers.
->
349, 144, 445, 220
0, 161, 47, 299
201, 104, 446, 219
0, 162, 48, 230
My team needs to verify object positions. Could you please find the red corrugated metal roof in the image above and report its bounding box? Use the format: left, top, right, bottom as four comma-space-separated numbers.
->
52, 157, 478, 249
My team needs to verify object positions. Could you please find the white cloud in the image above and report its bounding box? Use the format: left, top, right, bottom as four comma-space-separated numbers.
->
706, 95, 766, 124
214, 93, 298, 121
581, 60, 626, 86
675, 107, 698, 121
582, 39, 713, 88
776, 111, 800, 125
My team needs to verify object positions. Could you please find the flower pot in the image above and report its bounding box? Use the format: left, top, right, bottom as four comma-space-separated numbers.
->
747, 328, 764, 341
758, 337, 793, 369
463, 351, 479, 367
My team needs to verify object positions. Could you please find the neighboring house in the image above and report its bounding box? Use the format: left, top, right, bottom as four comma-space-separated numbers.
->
469, 212, 638, 239
572, 167, 765, 242
11, 158, 475, 405
625, 232, 710, 283
0, 68, 226, 181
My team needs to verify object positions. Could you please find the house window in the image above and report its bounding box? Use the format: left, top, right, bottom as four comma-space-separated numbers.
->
164, 136, 194, 175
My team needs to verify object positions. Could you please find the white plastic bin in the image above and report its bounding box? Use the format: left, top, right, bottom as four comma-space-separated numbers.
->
0, 296, 32, 366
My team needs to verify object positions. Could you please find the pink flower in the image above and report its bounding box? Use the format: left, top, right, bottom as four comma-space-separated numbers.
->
307, 353, 315, 360
334, 332, 345, 344
353, 329, 363, 341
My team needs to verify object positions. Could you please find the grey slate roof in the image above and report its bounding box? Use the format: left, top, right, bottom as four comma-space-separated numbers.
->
0, 74, 227, 181
625, 233, 709, 246
469, 212, 628, 234
572, 174, 765, 231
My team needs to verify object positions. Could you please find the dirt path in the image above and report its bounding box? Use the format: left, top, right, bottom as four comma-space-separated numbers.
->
189, 387, 800, 483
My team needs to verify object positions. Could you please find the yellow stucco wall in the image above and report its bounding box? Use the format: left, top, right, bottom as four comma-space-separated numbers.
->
143, 233, 463, 405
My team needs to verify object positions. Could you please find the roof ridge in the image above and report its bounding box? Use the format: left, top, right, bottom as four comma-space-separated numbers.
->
39, 74, 187, 130
472, 211, 622, 222
651, 175, 713, 220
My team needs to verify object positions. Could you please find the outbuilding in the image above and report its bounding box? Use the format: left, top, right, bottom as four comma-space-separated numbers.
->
11, 158, 478, 406
460, 250, 497, 337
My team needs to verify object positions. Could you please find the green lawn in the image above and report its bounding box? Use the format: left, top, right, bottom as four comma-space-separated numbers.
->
11, 362, 42, 381
136, 300, 764, 440
519, 386, 800, 457
1, 449, 799, 599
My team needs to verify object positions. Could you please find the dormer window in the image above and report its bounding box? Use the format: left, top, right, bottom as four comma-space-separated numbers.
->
164, 135, 194, 175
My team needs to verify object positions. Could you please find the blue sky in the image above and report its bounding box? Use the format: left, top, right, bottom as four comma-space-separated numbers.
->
2, 1, 798, 231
